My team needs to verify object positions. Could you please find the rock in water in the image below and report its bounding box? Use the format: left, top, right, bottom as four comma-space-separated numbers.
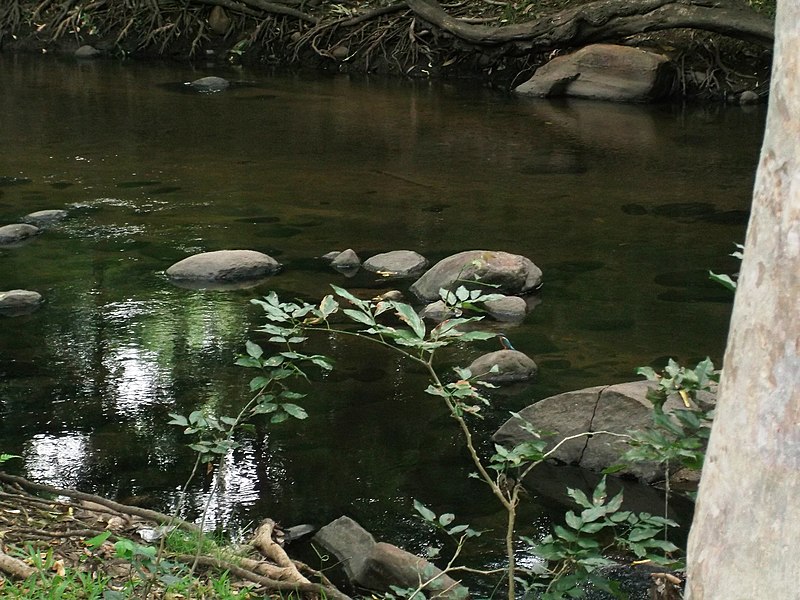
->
166, 250, 280, 285
410, 250, 542, 302
515, 44, 674, 102
363, 250, 428, 278
0, 223, 40, 245
0, 289, 43, 316
468, 349, 538, 383
187, 76, 230, 93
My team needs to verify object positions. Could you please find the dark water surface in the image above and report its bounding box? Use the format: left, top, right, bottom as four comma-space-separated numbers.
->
0, 54, 763, 583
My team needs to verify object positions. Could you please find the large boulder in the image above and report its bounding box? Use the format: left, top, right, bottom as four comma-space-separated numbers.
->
363, 250, 428, 278
409, 250, 542, 303
166, 250, 280, 286
0, 223, 40, 245
314, 516, 468, 599
515, 44, 675, 103
493, 380, 716, 482
468, 349, 538, 384
0, 289, 43, 316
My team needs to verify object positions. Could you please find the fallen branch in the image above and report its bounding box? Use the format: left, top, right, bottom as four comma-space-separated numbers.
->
0, 472, 201, 535
0, 547, 35, 580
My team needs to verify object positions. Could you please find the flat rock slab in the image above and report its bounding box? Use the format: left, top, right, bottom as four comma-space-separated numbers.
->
363, 250, 428, 278
410, 250, 542, 302
0, 289, 43, 316
0, 223, 40, 245
493, 380, 717, 482
515, 44, 674, 102
468, 349, 538, 384
166, 250, 280, 285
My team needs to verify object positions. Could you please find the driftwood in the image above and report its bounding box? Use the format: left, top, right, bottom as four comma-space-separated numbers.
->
0, 547, 35, 580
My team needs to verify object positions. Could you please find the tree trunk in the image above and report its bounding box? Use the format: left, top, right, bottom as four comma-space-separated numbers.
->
685, 2, 799, 597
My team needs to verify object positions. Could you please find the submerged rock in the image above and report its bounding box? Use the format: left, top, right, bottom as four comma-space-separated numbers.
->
0, 223, 40, 245
410, 250, 542, 303
186, 76, 230, 92
75, 45, 102, 59
468, 349, 538, 383
515, 44, 674, 102
0, 289, 43, 316
166, 250, 280, 286
363, 250, 428, 278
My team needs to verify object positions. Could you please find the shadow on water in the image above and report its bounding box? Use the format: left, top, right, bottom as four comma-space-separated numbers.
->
0, 54, 764, 595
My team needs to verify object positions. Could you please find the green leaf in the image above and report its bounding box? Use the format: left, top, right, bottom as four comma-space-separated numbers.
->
246, 340, 263, 359
564, 511, 583, 531
448, 524, 469, 536
393, 303, 427, 339
281, 403, 308, 420
167, 413, 188, 427
331, 284, 368, 309
235, 356, 262, 369
438, 513, 455, 527
592, 476, 607, 505
249, 376, 272, 391
343, 308, 376, 327
566, 487, 593, 509
319, 294, 339, 318
85, 531, 112, 549
413, 500, 436, 523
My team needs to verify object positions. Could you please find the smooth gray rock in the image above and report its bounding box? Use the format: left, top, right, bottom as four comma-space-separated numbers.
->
410, 250, 542, 302
24, 209, 68, 226
493, 380, 717, 483
739, 90, 760, 105
321, 250, 342, 262
363, 250, 428, 278
313, 516, 376, 582
419, 300, 454, 322
484, 295, 527, 322
0, 223, 40, 245
331, 248, 361, 269
166, 250, 280, 284
315, 516, 468, 599
75, 45, 101, 59
468, 349, 538, 384
0, 289, 43, 316
359, 542, 469, 600
187, 76, 230, 92
515, 44, 674, 102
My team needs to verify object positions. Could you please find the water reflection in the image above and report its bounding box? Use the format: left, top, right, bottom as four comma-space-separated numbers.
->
24, 433, 89, 489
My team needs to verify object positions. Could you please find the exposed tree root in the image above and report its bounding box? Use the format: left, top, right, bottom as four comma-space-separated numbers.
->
0, 472, 350, 599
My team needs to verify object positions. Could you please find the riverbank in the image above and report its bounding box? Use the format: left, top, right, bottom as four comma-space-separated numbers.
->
0, 0, 773, 100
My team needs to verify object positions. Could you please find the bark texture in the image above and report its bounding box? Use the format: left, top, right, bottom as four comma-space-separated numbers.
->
685, 2, 799, 596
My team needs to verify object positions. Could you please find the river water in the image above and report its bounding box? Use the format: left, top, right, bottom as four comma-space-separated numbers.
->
0, 53, 763, 587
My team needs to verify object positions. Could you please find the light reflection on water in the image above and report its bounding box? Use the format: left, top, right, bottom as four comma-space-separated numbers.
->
0, 53, 764, 585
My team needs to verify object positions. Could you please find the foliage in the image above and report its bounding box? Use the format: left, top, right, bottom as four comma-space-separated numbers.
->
709, 243, 744, 292
240, 285, 686, 599
620, 359, 717, 477
527, 477, 679, 599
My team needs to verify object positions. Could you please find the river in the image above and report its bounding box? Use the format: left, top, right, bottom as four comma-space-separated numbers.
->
0, 53, 763, 591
